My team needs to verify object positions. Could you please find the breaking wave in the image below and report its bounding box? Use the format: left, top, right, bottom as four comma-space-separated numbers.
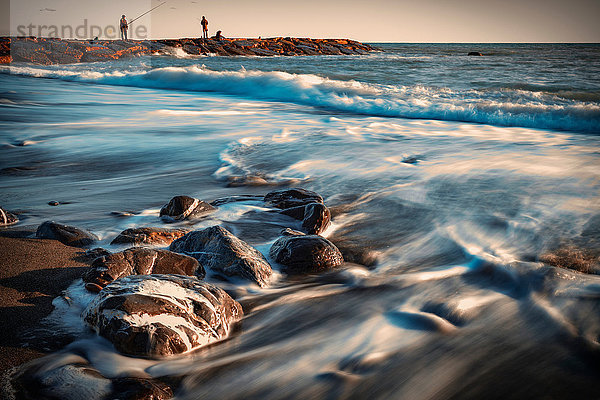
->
2, 64, 599, 132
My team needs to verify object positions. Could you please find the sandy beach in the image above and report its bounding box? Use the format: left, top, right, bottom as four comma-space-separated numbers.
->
0, 229, 89, 373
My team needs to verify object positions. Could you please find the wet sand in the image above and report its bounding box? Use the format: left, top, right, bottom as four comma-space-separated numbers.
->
0, 229, 89, 373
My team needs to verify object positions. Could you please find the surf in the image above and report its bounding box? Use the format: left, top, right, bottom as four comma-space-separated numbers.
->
2, 63, 599, 133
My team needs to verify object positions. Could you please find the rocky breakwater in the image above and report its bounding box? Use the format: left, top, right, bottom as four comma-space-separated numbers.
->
1, 36, 379, 65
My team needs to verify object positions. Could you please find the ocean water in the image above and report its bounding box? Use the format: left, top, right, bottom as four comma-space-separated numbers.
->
1, 43, 600, 399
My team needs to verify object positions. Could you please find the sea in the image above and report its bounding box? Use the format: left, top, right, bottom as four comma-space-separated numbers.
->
1, 43, 599, 399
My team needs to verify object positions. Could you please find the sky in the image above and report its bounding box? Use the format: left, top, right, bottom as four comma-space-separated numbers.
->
2, 0, 599, 42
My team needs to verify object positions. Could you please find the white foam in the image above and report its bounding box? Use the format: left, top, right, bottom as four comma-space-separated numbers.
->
3, 64, 598, 132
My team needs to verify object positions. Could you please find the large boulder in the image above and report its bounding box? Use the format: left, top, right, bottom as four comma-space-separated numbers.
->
83, 274, 243, 357
280, 202, 331, 234
160, 195, 216, 222
0, 206, 18, 226
111, 227, 189, 246
36, 221, 98, 247
264, 188, 324, 209
83, 247, 203, 292
269, 230, 344, 274
170, 226, 272, 287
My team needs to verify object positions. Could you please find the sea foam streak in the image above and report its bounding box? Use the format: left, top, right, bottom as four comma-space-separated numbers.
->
2, 64, 599, 133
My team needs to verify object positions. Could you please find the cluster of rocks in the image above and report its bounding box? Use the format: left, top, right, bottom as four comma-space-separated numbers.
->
20, 188, 345, 363
1, 36, 379, 64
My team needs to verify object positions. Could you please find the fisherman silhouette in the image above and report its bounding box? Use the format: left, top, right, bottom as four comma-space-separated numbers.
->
201, 16, 208, 39
120, 15, 128, 40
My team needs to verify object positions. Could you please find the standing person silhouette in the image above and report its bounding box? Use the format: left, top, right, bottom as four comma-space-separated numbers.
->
201, 16, 208, 39
120, 15, 128, 40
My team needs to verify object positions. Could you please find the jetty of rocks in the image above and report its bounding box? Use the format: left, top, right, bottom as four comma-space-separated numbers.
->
0, 36, 379, 65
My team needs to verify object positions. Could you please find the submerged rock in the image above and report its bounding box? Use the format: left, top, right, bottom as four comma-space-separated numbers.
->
281, 202, 331, 234
111, 227, 189, 246
83, 274, 243, 357
36, 221, 98, 247
83, 247, 203, 292
160, 195, 216, 222
540, 245, 599, 274
110, 378, 173, 400
170, 226, 272, 287
264, 188, 324, 209
0, 206, 18, 226
269, 230, 344, 274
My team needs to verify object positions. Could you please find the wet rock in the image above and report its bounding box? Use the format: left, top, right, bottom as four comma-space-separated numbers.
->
226, 175, 271, 187
83, 274, 243, 357
110, 210, 136, 217
110, 377, 173, 400
160, 195, 216, 222
269, 231, 344, 274
0, 206, 19, 226
36, 221, 98, 247
11, 359, 112, 400
83, 247, 203, 292
281, 227, 306, 236
264, 188, 324, 209
210, 194, 264, 207
170, 226, 272, 287
281, 202, 331, 235
81, 247, 112, 262
328, 236, 378, 268
111, 227, 189, 246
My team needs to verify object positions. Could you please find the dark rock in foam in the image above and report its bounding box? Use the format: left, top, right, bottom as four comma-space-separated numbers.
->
170, 226, 272, 287
83, 274, 243, 357
0, 206, 18, 226
36, 220, 98, 247
264, 188, 324, 209
160, 195, 216, 222
83, 247, 203, 292
280, 202, 331, 235
269, 230, 344, 274
111, 227, 189, 246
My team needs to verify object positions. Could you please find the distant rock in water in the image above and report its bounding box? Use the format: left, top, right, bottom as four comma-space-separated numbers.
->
83, 274, 243, 357
0, 206, 18, 226
83, 247, 203, 292
160, 195, 216, 222
264, 188, 324, 209
269, 230, 344, 274
170, 226, 272, 287
111, 227, 189, 246
1, 37, 380, 65
36, 221, 98, 247
468, 51, 483, 56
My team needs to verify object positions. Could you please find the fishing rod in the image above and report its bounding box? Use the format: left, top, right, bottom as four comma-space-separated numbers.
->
129, 1, 167, 24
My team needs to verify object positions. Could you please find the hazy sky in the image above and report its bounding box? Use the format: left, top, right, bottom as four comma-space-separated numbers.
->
3, 0, 600, 42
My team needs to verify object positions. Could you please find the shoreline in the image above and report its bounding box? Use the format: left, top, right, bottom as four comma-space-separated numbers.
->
0, 36, 379, 65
